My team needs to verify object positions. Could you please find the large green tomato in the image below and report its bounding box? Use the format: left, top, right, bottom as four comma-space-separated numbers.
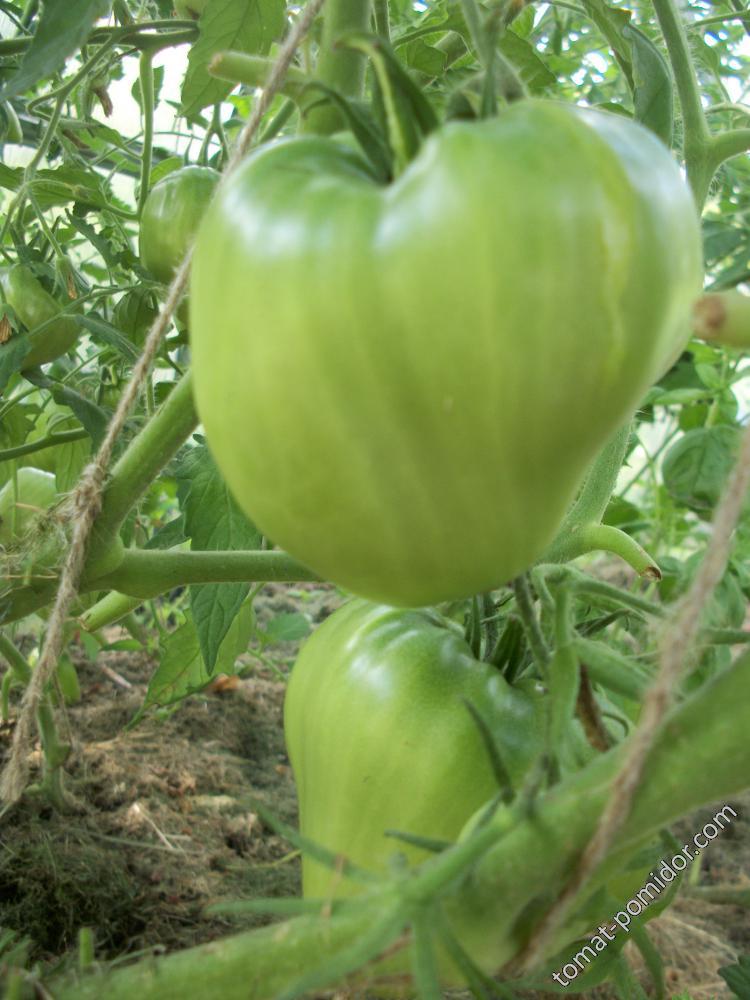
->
0, 467, 56, 546
139, 166, 220, 285
0, 265, 79, 368
285, 599, 595, 901
191, 100, 702, 607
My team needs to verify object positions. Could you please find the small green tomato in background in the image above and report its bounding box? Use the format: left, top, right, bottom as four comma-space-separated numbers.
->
0, 265, 79, 368
0, 467, 56, 546
114, 288, 159, 348
139, 166, 220, 285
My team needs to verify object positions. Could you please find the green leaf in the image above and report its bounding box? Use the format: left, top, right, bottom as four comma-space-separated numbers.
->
149, 156, 185, 186
0, 337, 31, 392
341, 32, 438, 173
142, 599, 254, 711
24, 373, 108, 447
622, 25, 672, 146
0, 0, 112, 103
720, 954, 750, 998
176, 443, 262, 672
580, 0, 634, 89
77, 315, 139, 362
662, 426, 745, 513
66, 214, 130, 271
180, 0, 286, 118
262, 611, 311, 644
498, 31, 556, 95
302, 85, 392, 182
145, 515, 187, 550
694, 362, 725, 391
402, 40, 446, 76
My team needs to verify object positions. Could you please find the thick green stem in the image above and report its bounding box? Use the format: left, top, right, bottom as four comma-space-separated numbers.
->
373, 0, 390, 41
0, 632, 32, 684
547, 422, 631, 544
650, 0, 712, 204
1, 547, 318, 626
92, 548, 320, 598
541, 422, 641, 572
302, 0, 372, 134
137, 51, 155, 219
87, 372, 198, 566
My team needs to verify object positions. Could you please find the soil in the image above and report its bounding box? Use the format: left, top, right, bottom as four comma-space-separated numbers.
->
1, 581, 748, 998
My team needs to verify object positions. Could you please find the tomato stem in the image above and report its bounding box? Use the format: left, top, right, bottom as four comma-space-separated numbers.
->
511, 574, 550, 676
301, 0, 372, 134
0, 631, 32, 685
90, 548, 320, 599
548, 524, 661, 579
136, 51, 155, 220
87, 371, 198, 568
78, 590, 143, 632
650, 0, 715, 207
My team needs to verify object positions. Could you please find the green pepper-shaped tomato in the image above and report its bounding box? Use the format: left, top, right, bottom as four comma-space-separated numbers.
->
284, 599, 596, 900
191, 99, 703, 607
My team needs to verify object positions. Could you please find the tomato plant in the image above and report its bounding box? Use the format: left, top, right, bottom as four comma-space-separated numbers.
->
191, 100, 702, 607
0, 0, 749, 997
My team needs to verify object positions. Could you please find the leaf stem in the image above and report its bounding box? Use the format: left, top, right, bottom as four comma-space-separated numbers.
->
302, 0, 372, 134
91, 548, 320, 598
136, 50, 155, 219
0, 428, 88, 463
511, 574, 550, 675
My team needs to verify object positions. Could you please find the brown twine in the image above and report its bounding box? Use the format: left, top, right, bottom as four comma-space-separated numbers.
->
0, 0, 327, 807
513, 413, 750, 973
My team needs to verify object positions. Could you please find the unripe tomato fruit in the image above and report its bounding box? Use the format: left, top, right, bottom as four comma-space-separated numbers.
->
139, 166, 220, 285
0, 265, 79, 368
0, 467, 56, 546
191, 100, 702, 606
114, 288, 159, 347
285, 599, 594, 900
